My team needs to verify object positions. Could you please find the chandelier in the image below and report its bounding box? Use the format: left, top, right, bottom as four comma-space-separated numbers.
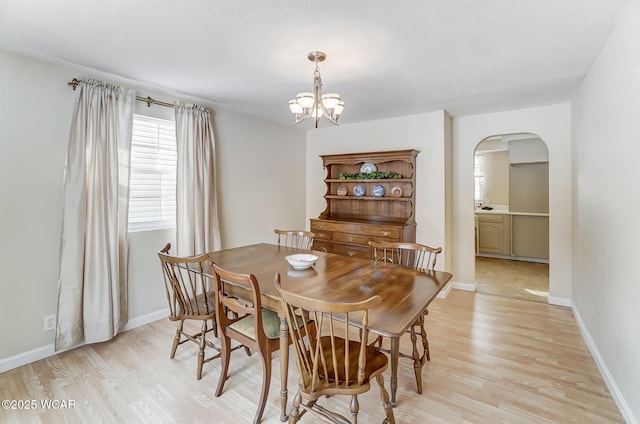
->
288, 51, 344, 128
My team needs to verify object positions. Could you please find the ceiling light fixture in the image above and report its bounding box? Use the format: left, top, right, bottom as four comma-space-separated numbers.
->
288, 51, 344, 128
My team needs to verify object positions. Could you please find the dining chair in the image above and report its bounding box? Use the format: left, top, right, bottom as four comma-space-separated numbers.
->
276, 276, 395, 424
210, 263, 285, 424
274, 229, 315, 250
157, 243, 221, 380
368, 240, 442, 394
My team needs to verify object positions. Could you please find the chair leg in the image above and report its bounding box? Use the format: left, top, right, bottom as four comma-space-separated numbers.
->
197, 320, 208, 380
253, 352, 271, 424
215, 334, 232, 397
170, 320, 184, 359
409, 323, 423, 394
420, 320, 430, 362
350, 395, 359, 424
422, 310, 430, 361
375, 374, 395, 424
288, 390, 302, 424
211, 317, 218, 338
411, 318, 425, 394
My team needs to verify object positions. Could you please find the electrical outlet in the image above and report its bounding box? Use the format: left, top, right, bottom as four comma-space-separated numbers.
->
44, 314, 56, 331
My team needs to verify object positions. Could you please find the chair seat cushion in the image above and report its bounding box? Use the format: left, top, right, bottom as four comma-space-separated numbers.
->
229, 308, 308, 340
229, 308, 281, 339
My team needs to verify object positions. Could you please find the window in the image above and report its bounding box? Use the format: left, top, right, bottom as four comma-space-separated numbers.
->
128, 114, 177, 231
474, 154, 485, 206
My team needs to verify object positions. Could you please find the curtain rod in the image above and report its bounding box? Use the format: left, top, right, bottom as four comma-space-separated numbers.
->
67, 78, 174, 108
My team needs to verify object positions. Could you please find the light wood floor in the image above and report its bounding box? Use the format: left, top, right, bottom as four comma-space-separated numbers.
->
475, 256, 550, 303
0, 290, 623, 423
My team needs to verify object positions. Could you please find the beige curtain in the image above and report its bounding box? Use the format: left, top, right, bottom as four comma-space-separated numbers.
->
174, 102, 221, 256
56, 79, 135, 350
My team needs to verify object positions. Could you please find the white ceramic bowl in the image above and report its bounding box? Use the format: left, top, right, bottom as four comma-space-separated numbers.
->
285, 254, 318, 270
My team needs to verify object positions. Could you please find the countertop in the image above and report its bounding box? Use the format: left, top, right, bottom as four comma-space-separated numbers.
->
475, 205, 549, 217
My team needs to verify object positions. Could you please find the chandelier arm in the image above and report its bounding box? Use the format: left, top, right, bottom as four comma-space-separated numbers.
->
319, 102, 339, 125
293, 112, 305, 124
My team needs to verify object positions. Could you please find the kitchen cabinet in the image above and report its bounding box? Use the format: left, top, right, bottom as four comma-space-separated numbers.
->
509, 162, 549, 213
509, 138, 549, 164
477, 213, 511, 255
511, 215, 549, 259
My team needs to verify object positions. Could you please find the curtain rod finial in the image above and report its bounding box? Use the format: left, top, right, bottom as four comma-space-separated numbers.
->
67, 78, 80, 91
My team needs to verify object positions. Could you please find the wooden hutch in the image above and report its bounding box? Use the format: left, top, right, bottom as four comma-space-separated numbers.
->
310, 149, 419, 259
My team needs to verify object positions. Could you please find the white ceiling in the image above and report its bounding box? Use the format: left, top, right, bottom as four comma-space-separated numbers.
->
0, 0, 627, 127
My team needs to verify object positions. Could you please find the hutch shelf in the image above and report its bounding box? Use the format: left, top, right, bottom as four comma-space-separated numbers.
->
311, 149, 419, 259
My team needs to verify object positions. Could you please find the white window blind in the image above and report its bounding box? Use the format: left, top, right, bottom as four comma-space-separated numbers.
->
128, 114, 177, 231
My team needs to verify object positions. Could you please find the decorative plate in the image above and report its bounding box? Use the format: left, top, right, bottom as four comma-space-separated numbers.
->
353, 184, 366, 197
371, 184, 385, 197
360, 162, 377, 174
336, 185, 348, 196
390, 186, 403, 198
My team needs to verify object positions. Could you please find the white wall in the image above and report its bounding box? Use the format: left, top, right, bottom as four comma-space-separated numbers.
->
0, 49, 306, 362
451, 104, 572, 302
572, 0, 640, 421
479, 151, 509, 206
0, 51, 74, 359
305, 111, 451, 269
215, 108, 307, 248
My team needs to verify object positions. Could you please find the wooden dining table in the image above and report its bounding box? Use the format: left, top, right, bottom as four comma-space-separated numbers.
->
204, 243, 452, 421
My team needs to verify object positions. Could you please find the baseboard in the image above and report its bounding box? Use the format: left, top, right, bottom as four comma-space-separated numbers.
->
0, 308, 168, 374
122, 307, 169, 332
548, 296, 572, 307
476, 253, 549, 264
0, 344, 57, 374
572, 305, 637, 424
450, 280, 476, 292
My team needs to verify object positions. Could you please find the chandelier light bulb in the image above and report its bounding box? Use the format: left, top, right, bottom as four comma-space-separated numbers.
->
288, 99, 302, 114
296, 92, 315, 109
321, 93, 341, 110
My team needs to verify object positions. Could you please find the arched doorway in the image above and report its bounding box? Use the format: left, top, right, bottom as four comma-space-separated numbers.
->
473, 133, 550, 303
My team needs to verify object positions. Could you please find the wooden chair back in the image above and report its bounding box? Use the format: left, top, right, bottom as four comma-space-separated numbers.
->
158, 243, 214, 321
369, 241, 442, 271
276, 279, 383, 395
274, 228, 315, 250
211, 263, 268, 346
